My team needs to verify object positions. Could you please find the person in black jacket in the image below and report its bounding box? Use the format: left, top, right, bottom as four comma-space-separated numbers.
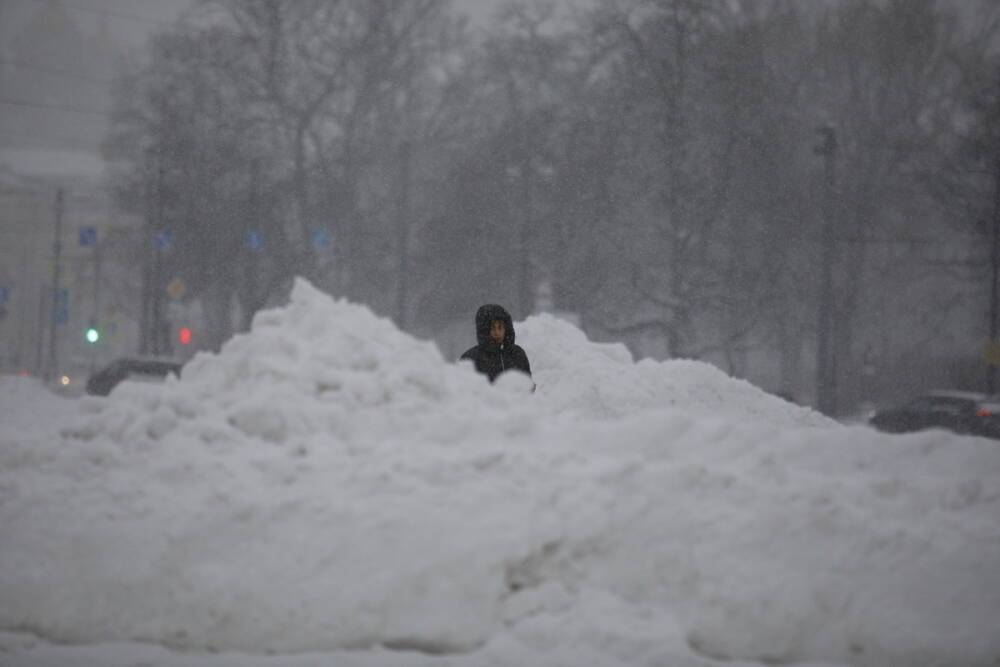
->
460, 304, 532, 383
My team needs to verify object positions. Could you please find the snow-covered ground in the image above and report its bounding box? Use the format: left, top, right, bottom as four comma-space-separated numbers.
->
1, 279, 998, 667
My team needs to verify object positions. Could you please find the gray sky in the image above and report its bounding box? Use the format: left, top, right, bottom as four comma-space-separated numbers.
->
1, 0, 195, 49
0, 0, 519, 156
1, 0, 514, 50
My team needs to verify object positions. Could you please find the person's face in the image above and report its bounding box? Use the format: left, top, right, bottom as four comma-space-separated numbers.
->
490, 319, 506, 345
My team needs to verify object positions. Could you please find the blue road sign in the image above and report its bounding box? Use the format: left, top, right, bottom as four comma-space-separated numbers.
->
247, 230, 264, 252
54, 288, 68, 325
154, 230, 172, 251
0, 287, 9, 305
79, 226, 97, 247
311, 228, 331, 251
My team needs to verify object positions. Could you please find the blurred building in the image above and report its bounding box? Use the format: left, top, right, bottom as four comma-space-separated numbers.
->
0, 1, 144, 389
0, 162, 143, 387
0, 0, 118, 154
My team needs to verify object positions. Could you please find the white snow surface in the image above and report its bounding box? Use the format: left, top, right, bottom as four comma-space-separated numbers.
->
0, 375, 75, 434
1, 278, 999, 667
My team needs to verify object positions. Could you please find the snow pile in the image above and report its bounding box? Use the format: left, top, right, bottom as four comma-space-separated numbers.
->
61, 281, 534, 450
520, 313, 828, 427
0, 375, 76, 434
55, 285, 820, 451
1, 278, 999, 667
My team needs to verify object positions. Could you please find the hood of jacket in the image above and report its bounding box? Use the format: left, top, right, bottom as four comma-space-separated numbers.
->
475, 304, 515, 348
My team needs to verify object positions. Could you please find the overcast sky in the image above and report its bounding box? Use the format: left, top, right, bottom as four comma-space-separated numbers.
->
1, 0, 520, 50
0, 0, 532, 157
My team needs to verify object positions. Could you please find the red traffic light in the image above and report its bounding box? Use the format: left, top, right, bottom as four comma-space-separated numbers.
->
178, 327, 192, 345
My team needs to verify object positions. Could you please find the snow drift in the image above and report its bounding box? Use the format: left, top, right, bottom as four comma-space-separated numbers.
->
1, 278, 998, 667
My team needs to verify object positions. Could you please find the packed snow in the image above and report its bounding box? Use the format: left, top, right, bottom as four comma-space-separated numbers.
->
1, 278, 998, 667
0, 375, 75, 434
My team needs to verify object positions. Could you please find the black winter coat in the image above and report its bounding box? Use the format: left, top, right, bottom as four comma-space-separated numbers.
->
460, 304, 532, 383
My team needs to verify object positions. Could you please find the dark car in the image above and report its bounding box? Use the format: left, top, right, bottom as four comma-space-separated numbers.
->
869, 390, 1000, 439
85, 357, 183, 396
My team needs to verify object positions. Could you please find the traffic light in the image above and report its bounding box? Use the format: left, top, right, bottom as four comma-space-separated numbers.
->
85, 325, 100, 344
178, 327, 192, 346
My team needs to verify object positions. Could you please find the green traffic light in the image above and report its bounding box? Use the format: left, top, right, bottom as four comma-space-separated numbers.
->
85, 327, 100, 343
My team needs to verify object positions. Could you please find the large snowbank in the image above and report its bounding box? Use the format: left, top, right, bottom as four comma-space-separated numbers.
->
1, 278, 998, 667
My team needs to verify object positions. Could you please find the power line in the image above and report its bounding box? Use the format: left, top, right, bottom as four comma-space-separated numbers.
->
0, 59, 113, 86
0, 129, 98, 149
0, 97, 110, 117
21, 0, 175, 28
0, 129, 95, 141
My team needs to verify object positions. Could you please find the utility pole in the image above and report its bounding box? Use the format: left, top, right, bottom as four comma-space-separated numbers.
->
151, 147, 166, 357
90, 234, 102, 373
988, 153, 1000, 394
245, 158, 261, 331
519, 156, 532, 319
35, 286, 46, 375
140, 155, 154, 356
395, 139, 412, 330
45, 188, 65, 382
152, 233, 163, 356
814, 126, 838, 415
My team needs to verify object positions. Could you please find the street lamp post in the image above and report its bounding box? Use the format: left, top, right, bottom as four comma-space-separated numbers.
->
988, 154, 1000, 394
814, 125, 838, 415
45, 188, 65, 383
